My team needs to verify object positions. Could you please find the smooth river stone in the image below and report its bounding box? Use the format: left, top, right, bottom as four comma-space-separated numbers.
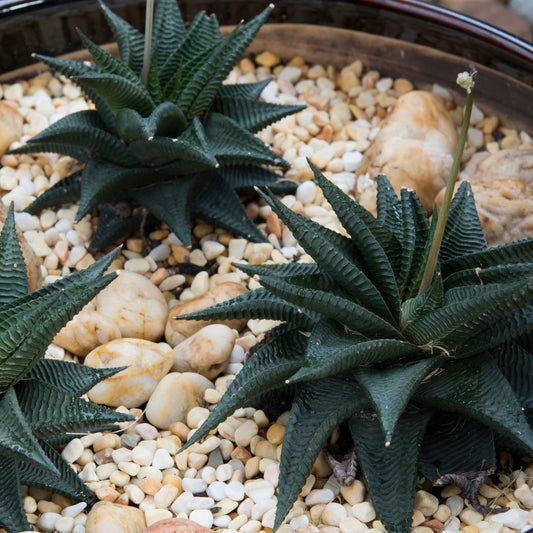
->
93, 270, 167, 341
145, 372, 213, 429
0, 101, 23, 156
142, 518, 213, 533
356, 90, 457, 213
172, 324, 235, 379
53, 310, 122, 357
166, 282, 248, 344
86, 501, 145, 533
85, 338, 173, 407
437, 149, 533, 246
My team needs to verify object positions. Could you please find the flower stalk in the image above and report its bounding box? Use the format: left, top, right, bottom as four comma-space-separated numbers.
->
417, 71, 476, 295
141, 0, 155, 87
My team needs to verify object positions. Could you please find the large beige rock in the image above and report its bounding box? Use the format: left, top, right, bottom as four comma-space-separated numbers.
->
85, 338, 173, 407
435, 149, 533, 246
86, 501, 146, 533
172, 324, 235, 379
145, 372, 213, 429
53, 310, 122, 357
166, 281, 247, 344
0, 101, 23, 156
93, 270, 167, 341
142, 518, 212, 533
356, 90, 458, 213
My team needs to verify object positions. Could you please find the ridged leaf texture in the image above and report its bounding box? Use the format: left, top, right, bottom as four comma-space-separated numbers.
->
183, 167, 533, 533
0, 211, 133, 533
20, 1, 301, 249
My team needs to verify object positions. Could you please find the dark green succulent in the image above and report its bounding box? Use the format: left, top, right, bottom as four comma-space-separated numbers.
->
0, 206, 133, 533
181, 160, 533, 533
13, 0, 303, 250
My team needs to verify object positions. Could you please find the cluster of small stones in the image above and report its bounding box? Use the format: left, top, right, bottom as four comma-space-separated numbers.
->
1, 51, 533, 533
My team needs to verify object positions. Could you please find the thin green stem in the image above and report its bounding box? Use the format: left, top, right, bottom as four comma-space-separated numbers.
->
141, 0, 155, 87
417, 81, 475, 296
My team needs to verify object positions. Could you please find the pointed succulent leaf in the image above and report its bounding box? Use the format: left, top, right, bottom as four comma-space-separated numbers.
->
73, 74, 155, 117
178, 5, 273, 118
444, 263, 533, 290
210, 97, 306, 133
236, 261, 322, 278
257, 274, 400, 338
217, 165, 294, 193
99, 0, 145, 74
496, 341, 533, 409
23, 110, 137, 166
260, 189, 395, 321
88, 203, 150, 251
396, 189, 417, 296
17, 439, 97, 505
349, 409, 433, 533
274, 378, 370, 530
376, 174, 403, 240
9, 141, 89, 163
147, 102, 188, 137
419, 413, 495, 482
442, 238, 533, 277
403, 277, 533, 347
439, 181, 486, 262
182, 327, 306, 449
0, 203, 28, 304
153, 0, 186, 67
190, 172, 268, 244
0, 275, 114, 388
216, 77, 273, 100
27, 359, 127, 396
400, 275, 443, 330
25, 171, 82, 215
0, 456, 29, 533
177, 287, 319, 330
353, 357, 444, 443
33, 54, 115, 128
0, 388, 58, 474
16, 379, 132, 438
77, 159, 153, 220
77, 30, 140, 84
130, 177, 194, 246
415, 355, 533, 453
205, 112, 288, 167
291, 319, 417, 383
310, 163, 401, 315
115, 108, 148, 143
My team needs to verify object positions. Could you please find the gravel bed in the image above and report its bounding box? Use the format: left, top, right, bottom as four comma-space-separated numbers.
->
1, 51, 533, 533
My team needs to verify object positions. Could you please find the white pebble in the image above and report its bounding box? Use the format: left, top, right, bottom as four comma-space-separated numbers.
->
213, 516, 232, 527
244, 479, 275, 504
202, 240, 225, 260
342, 151, 364, 172
151, 448, 174, 470
125, 483, 145, 504
149, 244, 170, 262
352, 502, 376, 523
61, 502, 87, 518
132, 445, 154, 466
111, 448, 132, 464
159, 274, 185, 291
489, 509, 529, 530
61, 438, 84, 463
79, 463, 98, 482
229, 344, 245, 364
207, 481, 227, 501
189, 509, 214, 529
36, 512, 61, 532
322, 502, 348, 526
55, 516, 75, 533
66, 229, 84, 246
446, 495, 464, 516
15, 211, 40, 231
305, 488, 335, 506
188, 496, 215, 510
225, 481, 245, 501
182, 478, 208, 494
216, 464, 233, 482
296, 180, 317, 204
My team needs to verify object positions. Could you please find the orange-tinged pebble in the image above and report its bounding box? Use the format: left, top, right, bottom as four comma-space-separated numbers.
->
94, 486, 121, 502
266, 212, 282, 239
139, 477, 163, 495
169, 421, 190, 441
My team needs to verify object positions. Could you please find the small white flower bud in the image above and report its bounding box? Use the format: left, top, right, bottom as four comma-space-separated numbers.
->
456, 71, 475, 93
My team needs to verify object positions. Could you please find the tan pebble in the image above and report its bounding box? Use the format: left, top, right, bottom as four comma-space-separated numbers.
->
412, 527, 434, 533
0, 101, 23, 156
171, 245, 190, 264
245, 456, 260, 479
339, 71, 360, 92
481, 116, 499, 134
94, 487, 120, 502
459, 508, 483, 526
423, 518, 444, 531
37, 501, 62, 514
501, 136, 521, 150
462, 526, 479, 533
231, 446, 252, 462
139, 477, 163, 496
150, 267, 169, 285
93, 448, 114, 465
340, 480, 365, 505
415, 490, 439, 516
266, 423, 286, 445
433, 504, 451, 523
255, 51, 280, 67
310, 503, 327, 522
412, 510, 426, 527
479, 484, 501, 499
169, 421, 190, 441
393, 78, 414, 94
126, 238, 143, 253
266, 212, 282, 239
